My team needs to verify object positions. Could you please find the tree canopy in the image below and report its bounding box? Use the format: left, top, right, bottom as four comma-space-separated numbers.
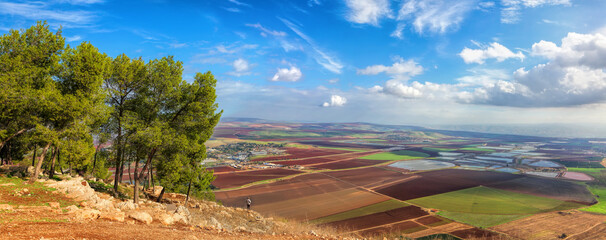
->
0, 21, 221, 202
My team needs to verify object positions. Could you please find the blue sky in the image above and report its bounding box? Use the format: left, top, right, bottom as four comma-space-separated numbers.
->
2, 0, 606, 126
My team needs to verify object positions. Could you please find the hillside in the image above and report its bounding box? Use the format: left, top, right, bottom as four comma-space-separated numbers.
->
0, 174, 345, 240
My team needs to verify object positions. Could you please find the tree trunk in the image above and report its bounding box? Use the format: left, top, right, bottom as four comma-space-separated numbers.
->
7, 142, 12, 165
128, 161, 132, 184
28, 143, 51, 184
49, 147, 59, 179
112, 124, 123, 197
147, 165, 152, 190
137, 148, 157, 183
92, 143, 100, 176
0, 128, 27, 153
185, 174, 193, 206
31, 145, 37, 167
156, 187, 165, 203
150, 165, 155, 188
133, 159, 140, 204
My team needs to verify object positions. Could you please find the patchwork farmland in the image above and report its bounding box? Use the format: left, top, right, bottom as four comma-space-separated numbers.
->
207, 120, 606, 239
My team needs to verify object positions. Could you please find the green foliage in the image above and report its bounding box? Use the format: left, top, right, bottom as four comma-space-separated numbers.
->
0, 22, 221, 198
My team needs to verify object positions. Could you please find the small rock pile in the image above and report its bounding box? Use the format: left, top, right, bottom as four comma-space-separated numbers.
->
43, 177, 190, 225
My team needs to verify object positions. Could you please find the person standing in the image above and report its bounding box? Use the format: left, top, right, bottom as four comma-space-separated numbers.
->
246, 197, 252, 209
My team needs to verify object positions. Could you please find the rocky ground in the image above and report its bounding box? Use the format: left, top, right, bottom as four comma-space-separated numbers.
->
0, 175, 350, 240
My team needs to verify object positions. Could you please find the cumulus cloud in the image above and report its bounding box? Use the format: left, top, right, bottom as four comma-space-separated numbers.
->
462, 32, 606, 107
501, 0, 570, 24
322, 95, 347, 107
396, 0, 475, 34
227, 58, 252, 76
459, 42, 525, 64
271, 66, 302, 82
344, 0, 392, 26
357, 57, 424, 81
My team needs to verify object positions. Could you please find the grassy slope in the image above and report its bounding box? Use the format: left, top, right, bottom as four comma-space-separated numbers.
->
0, 176, 79, 208
581, 186, 606, 214
309, 199, 409, 224
360, 150, 430, 161
409, 186, 583, 227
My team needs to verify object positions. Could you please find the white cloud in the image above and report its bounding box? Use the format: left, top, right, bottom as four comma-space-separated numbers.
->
271, 66, 302, 82
396, 0, 475, 34
501, 0, 570, 24
357, 57, 424, 81
390, 23, 406, 39
223, 7, 241, 13
0, 1, 95, 25
344, 0, 392, 26
328, 78, 339, 84
245, 23, 287, 37
462, 32, 606, 107
322, 95, 347, 107
55, 0, 104, 4
65, 35, 82, 42
227, 58, 252, 77
228, 0, 251, 7
459, 42, 525, 64
280, 18, 343, 74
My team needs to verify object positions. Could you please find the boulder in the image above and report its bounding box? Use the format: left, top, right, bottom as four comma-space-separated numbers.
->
75, 209, 101, 221
64, 205, 78, 213
156, 213, 175, 225
174, 205, 190, 216
100, 211, 125, 222
129, 211, 153, 224
116, 201, 136, 211
172, 213, 188, 225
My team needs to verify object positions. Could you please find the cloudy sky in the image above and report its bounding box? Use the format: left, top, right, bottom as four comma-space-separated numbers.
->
2, 0, 606, 127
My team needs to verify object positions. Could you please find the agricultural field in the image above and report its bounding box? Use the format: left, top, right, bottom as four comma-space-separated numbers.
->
209, 119, 606, 238
359, 150, 430, 161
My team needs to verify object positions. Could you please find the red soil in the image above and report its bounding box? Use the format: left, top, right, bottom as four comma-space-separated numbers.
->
252, 148, 348, 162
270, 151, 380, 166
323, 167, 411, 188
209, 166, 238, 173
212, 168, 303, 189
215, 173, 353, 207
312, 159, 387, 170
415, 216, 447, 226
323, 206, 428, 231
374, 169, 522, 201
301, 141, 390, 149
450, 228, 501, 239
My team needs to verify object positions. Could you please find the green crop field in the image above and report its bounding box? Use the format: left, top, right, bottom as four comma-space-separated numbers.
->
309, 199, 409, 224
581, 186, 606, 214
360, 150, 430, 161
459, 147, 495, 152
409, 186, 583, 227
422, 147, 457, 152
